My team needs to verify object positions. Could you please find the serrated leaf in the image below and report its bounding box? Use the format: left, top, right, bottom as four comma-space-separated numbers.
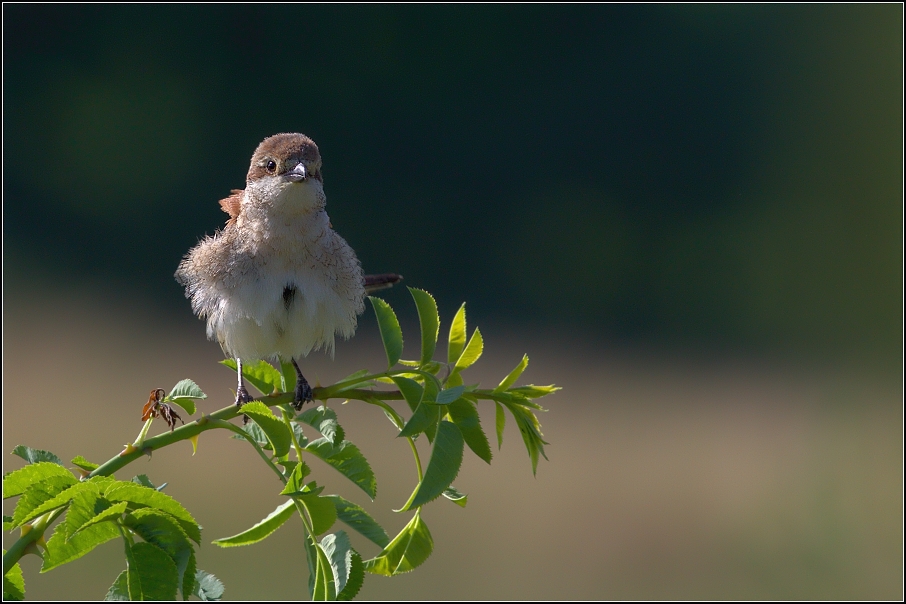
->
105, 482, 201, 544
69, 501, 128, 538
369, 297, 403, 368
167, 379, 207, 415
127, 541, 179, 601
71, 455, 98, 472
3, 558, 25, 601
403, 421, 464, 510
495, 401, 506, 449
11, 446, 63, 466
238, 402, 292, 458
321, 531, 360, 599
397, 401, 439, 439
391, 376, 423, 414
3, 462, 75, 499
11, 474, 79, 527
296, 406, 345, 446
213, 500, 294, 547
220, 359, 283, 396
326, 495, 390, 548
509, 384, 561, 398
311, 539, 337, 600
364, 511, 434, 576
435, 385, 466, 405
131, 474, 166, 491
453, 328, 483, 374
325, 369, 372, 396
193, 570, 225, 601
305, 438, 377, 499
447, 303, 467, 364
337, 550, 364, 601
104, 571, 129, 601
447, 398, 492, 463
124, 508, 196, 599
280, 461, 312, 496
409, 288, 439, 367
495, 354, 529, 392
442, 485, 468, 508
504, 402, 549, 475
43, 489, 120, 571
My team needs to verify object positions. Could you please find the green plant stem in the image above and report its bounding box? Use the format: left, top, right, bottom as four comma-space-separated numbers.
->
2, 507, 64, 576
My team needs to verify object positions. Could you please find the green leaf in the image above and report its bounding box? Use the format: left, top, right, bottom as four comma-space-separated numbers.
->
326, 495, 390, 548
447, 303, 467, 364
408, 288, 439, 367
442, 485, 468, 508
321, 531, 361, 600
124, 508, 196, 599
69, 501, 129, 538
3, 557, 25, 601
126, 541, 180, 601
296, 406, 345, 446
105, 482, 201, 544
397, 401, 439, 439
369, 297, 403, 369
504, 402, 549, 475
193, 570, 225, 601
391, 376, 423, 413
304, 438, 377, 499
364, 510, 434, 576
435, 385, 466, 405
71, 455, 99, 472
131, 475, 166, 491
11, 446, 63, 466
280, 461, 312, 496
453, 328, 483, 374
238, 402, 292, 458
337, 550, 364, 601
325, 369, 372, 394
212, 500, 294, 547
11, 474, 79, 527
404, 421, 464, 510
42, 487, 120, 571
167, 378, 207, 415
495, 354, 529, 392
494, 401, 506, 449
220, 359, 283, 396
311, 539, 337, 600
3, 461, 74, 499
447, 398, 492, 464
279, 360, 297, 395
104, 571, 129, 601
509, 384, 561, 398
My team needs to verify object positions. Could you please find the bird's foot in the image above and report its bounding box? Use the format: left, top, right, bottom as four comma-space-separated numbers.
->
235, 383, 256, 424
292, 378, 313, 411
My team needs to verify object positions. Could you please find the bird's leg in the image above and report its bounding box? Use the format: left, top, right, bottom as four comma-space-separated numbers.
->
291, 357, 313, 410
234, 358, 254, 407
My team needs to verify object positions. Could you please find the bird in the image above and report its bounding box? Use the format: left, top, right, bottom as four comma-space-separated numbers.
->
175, 133, 401, 409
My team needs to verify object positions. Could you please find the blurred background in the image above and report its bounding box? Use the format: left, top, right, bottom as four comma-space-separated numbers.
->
4, 4, 902, 600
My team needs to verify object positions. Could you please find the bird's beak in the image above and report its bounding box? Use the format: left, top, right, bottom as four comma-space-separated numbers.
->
285, 162, 307, 183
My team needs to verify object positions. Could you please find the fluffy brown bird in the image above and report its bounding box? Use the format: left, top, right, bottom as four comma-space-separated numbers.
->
175, 133, 400, 408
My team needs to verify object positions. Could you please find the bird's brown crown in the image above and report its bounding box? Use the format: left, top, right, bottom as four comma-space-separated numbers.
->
247, 133, 322, 183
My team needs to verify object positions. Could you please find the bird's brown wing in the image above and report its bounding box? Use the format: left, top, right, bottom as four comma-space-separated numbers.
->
364, 273, 403, 294
218, 189, 244, 225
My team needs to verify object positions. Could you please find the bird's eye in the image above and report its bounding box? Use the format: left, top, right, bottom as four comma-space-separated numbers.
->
266, 160, 277, 174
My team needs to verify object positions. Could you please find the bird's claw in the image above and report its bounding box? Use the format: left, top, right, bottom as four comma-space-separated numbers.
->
292, 379, 313, 411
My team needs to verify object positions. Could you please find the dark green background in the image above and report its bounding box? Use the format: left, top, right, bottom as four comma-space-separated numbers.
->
4, 4, 902, 360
